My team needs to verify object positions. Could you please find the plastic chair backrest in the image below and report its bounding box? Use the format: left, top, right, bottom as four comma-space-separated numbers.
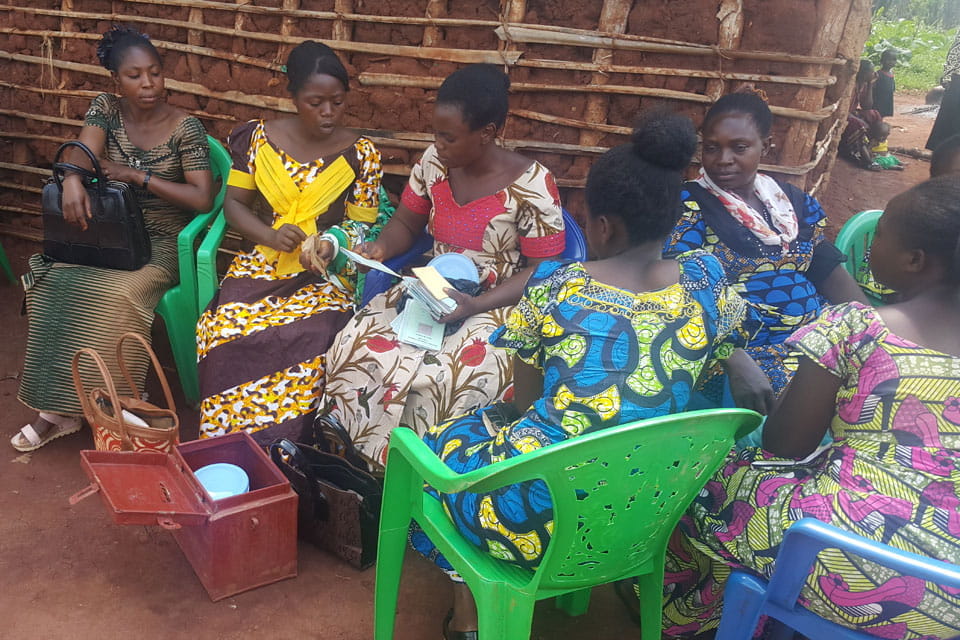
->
559, 208, 587, 261
834, 209, 882, 281
716, 518, 960, 640
206, 135, 232, 218
397, 408, 760, 591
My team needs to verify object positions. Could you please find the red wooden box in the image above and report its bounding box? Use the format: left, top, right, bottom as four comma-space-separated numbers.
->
70, 431, 298, 601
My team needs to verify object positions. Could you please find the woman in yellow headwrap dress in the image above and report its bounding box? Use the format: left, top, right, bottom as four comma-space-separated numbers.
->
196, 41, 383, 444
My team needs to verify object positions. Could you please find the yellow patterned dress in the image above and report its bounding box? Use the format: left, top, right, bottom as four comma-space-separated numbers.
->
197, 120, 381, 444
410, 253, 753, 577
321, 144, 566, 466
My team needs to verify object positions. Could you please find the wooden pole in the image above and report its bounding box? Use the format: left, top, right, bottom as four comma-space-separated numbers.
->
579, 0, 633, 148
357, 72, 838, 122
422, 0, 448, 47
332, 0, 354, 41
779, 0, 850, 188
0, 7, 523, 65
707, 0, 744, 100
494, 24, 845, 65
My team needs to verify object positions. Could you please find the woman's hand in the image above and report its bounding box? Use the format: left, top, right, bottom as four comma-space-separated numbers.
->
357, 239, 388, 263
101, 160, 144, 185
723, 349, 776, 415
270, 223, 307, 253
436, 288, 477, 325
300, 234, 335, 275
61, 173, 92, 230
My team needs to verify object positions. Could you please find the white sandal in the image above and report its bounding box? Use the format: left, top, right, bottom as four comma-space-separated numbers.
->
10, 412, 83, 452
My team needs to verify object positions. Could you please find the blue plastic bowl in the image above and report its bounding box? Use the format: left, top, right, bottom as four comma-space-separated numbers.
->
428, 253, 479, 284
194, 462, 250, 500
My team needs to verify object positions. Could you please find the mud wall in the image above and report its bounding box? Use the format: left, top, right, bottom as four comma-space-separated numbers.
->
0, 0, 872, 239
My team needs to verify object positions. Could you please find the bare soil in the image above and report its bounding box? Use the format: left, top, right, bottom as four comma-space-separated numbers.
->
0, 92, 938, 640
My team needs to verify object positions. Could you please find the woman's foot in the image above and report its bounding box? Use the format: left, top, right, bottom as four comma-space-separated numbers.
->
443, 583, 479, 640
10, 413, 83, 452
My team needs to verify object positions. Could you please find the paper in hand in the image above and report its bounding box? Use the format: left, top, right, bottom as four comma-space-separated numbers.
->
339, 247, 403, 278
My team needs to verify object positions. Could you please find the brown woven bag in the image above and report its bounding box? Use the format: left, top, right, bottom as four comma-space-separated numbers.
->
71, 332, 179, 453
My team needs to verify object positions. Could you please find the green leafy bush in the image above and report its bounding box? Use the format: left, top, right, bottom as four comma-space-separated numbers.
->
864, 16, 956, 90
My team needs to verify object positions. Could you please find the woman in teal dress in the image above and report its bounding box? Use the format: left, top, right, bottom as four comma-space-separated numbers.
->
410, 114, 760, 640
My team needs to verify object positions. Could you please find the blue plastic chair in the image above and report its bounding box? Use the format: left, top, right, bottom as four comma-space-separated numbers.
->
360, 208, 587, 306
716, 518, 960, 640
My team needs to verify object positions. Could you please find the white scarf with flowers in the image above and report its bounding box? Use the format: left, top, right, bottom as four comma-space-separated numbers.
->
696, 168, 798, 251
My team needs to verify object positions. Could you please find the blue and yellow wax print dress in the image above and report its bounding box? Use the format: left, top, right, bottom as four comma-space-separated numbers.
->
411, 252, 754, 577
663, 179, 839, 397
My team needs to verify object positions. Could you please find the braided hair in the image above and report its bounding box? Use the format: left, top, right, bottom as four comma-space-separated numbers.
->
285, 41, 349, 95
585, 112, 698, 245
96, 25, 160, 72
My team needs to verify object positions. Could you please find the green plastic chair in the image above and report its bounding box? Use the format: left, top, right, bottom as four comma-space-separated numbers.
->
0, 240, 15, 284
835, 209, 886, 306
374, 408, 763, 640
154, 135, 232, 406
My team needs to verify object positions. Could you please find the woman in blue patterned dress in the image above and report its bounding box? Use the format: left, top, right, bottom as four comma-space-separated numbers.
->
410, 114, 760, 640
664, 90, 866, 406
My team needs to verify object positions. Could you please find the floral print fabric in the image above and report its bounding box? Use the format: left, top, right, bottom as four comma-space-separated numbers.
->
662, 302, 960, 639
321, 144, 565, 466
410, 253, 752, 577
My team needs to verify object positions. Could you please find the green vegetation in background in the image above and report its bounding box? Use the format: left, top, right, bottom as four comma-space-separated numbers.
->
865, 15, 957, 90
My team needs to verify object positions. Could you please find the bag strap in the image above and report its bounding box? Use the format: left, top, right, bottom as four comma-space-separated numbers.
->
270, 439, 328, 521
71, 347, 130, 448
116, 332, 176, 412
53, 141, 106, 194
315, 414, 373, 472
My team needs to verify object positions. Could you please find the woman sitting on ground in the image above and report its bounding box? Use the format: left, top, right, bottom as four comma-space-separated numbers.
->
196, 41, 383, 444
411, 113, 759, 640
664, 89, 866, 410
12, 25, 213, 452
320, 64, 565, 466
663, 177, 960, 639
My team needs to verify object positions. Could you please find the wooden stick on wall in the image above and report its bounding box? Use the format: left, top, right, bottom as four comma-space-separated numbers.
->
422, 0, 448, 47
779, 0, 850, 188
332, 0, 354, 41
707, 0, 743, 100
578, 0, 633, 150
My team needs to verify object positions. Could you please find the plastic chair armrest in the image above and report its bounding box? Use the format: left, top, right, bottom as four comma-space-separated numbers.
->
174, 210, 216, 308
767, 518, 960, 608
196, 212, 228, 312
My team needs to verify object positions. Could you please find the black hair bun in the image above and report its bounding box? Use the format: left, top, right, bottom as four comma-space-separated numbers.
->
631, 113, 697, 172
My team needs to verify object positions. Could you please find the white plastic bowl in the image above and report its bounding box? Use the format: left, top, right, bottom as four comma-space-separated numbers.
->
194, 462, 250, 500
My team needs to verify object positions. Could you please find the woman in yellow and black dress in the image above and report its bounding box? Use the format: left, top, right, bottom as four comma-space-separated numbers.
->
196, 41, 383, 445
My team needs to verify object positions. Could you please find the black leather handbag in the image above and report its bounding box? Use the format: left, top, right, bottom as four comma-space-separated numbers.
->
270, 438, 383, 570
42, 141, 150, 270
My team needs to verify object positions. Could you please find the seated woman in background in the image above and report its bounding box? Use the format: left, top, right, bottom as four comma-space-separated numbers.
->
663, 177, 960, 639
412, 113, 759, 640
12, 25, 213, 452
664, 89, 866, 410
320, 64, 565, 467
196, 41, 382, 445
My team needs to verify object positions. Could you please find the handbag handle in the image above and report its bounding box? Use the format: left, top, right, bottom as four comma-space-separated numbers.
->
116, 332, 176, 412
315, 415, 372, 473
52, 141, 106, 196
71, 347, 131, 449
270, 439, 328, 521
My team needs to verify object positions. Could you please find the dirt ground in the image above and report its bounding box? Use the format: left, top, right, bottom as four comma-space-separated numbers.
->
0, 92, 940, 640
